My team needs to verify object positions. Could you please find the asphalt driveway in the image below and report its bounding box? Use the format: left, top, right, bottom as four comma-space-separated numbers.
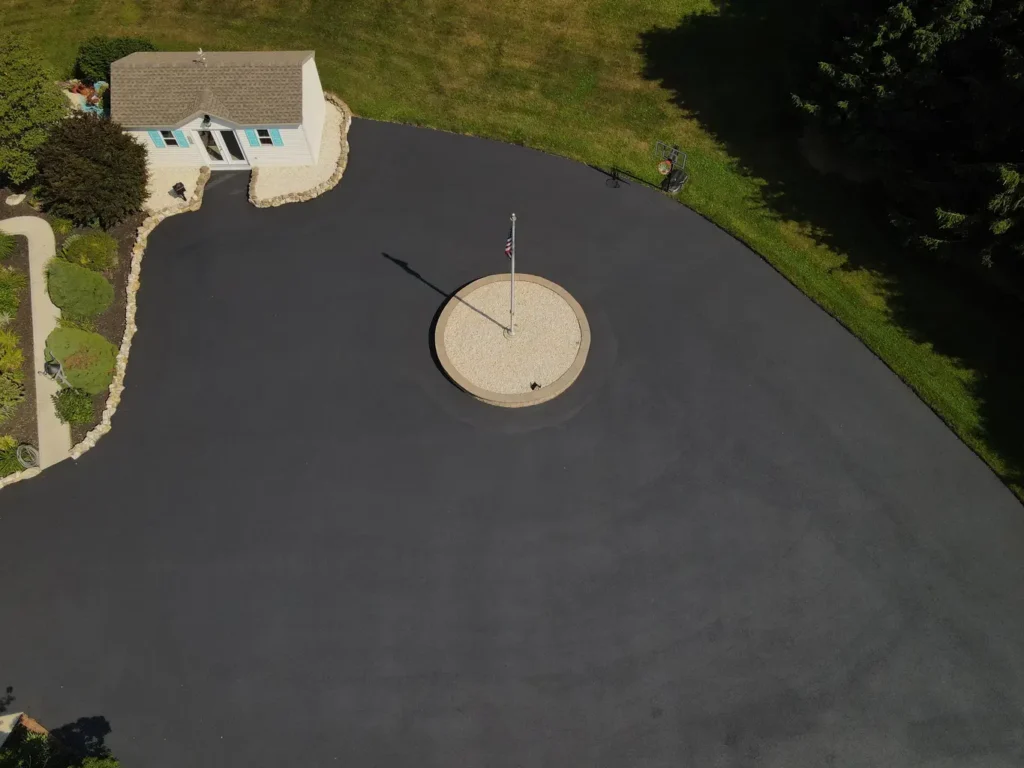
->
1, 120, 1022, 767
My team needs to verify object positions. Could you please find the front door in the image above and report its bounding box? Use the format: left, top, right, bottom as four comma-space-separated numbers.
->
195, 130, 249, 168
219, 130, 248, 164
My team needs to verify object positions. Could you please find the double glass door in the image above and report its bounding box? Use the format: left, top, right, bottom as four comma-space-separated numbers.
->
196, 130, 248, 167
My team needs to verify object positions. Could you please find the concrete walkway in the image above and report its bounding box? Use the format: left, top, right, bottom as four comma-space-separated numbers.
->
0, 217, 71, 468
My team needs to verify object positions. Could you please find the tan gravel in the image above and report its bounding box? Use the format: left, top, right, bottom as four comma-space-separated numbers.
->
144, 166, 201, 213
443, 279, 582, 395
250, 100, 345, 201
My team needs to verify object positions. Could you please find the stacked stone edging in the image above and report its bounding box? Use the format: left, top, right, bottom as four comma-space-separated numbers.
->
248, 93, 352, 208
68, 167, 212, 461
0, 465, 41, 488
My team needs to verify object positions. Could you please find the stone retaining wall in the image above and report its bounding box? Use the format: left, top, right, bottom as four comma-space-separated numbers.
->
69, 167, 212, 460
248, 93, 352, 208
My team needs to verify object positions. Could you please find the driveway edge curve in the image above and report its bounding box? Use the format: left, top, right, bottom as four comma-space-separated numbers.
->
68, 167, 213, 461
248, 93, 353, 208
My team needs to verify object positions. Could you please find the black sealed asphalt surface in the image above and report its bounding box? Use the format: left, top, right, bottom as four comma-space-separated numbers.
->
2, 120, 1024, 767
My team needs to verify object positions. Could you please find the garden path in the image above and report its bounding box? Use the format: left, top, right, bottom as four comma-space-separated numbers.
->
0, 217, 70, 468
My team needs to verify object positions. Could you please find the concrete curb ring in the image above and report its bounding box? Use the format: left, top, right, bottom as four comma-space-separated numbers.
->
434, 273, 591, 407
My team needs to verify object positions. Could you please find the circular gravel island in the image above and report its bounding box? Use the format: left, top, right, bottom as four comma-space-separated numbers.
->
435, 274, 591, 407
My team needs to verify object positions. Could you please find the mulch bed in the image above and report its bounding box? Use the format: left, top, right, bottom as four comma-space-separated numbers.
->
0, 188, 142, 449
69, 213, 142, 446
0, 233, 37, 448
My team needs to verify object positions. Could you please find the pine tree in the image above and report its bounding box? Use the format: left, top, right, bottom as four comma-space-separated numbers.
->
794, 1, 1024, 266
0, 36, 67, 185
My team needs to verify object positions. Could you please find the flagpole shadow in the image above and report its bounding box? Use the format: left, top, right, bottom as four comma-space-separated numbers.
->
380, 253, 507, 331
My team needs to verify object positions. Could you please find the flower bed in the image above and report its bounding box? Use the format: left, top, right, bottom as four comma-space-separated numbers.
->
0, 218, 36, 456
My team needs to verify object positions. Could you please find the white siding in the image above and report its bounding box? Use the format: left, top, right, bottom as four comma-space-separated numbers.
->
301, 57, 326, 163
241, 126, 314, 166
128, 129, 205, 168
176, 114, 313, 166
125, 76, 322, 170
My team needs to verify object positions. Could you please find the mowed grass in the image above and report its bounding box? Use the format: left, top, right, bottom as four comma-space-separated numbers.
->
3, 0, 1021, 499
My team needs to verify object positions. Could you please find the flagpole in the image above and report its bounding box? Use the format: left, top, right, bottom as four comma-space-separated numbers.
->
509, 212, 516, 336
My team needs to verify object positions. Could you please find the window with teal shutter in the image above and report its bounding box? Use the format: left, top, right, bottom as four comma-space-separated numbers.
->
147, 130, 165, 148
244, 129, 259, 147
269, 129, 283, 147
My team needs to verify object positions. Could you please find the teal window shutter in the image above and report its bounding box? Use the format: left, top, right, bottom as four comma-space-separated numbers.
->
148, 130, 165, 148
269, 129, 283, 146
172, 130, 188, 147
244, 129, 259, 147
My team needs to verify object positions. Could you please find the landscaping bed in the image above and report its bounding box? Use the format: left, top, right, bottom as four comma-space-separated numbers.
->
0, 189, 141, 449
0, 230, 36, 449
66, 214, 139, 445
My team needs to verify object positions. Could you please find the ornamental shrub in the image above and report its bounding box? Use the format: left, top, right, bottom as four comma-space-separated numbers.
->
0, 435, 20, 476
0, 372, 24, 422
53, 387, 94, 425
47, 259, 113, 317
46, 327, 116, 394
0, 265, 26, 316
50, 217, 74, 237
0, 329, 23, 376
36, 113, 148, 228
0, 233, 14, 260
0, 36, 67, 184
63, 229, 117, 272
76, 36, 156, 83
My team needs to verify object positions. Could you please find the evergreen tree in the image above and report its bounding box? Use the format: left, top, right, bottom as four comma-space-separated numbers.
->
795, 1, 1024, 266
0, 36, 67, 185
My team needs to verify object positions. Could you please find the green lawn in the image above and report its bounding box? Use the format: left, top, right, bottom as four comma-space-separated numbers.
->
3, 0, 1021, 500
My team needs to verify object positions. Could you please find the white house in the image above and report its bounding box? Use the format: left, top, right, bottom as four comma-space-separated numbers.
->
110, 50, 326, 170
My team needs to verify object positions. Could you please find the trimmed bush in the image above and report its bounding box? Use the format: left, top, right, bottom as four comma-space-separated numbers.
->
53, 386, 94, 425
0, 328, 23, 376
76, 36, 156, 83
46, 327, 117, 394
51, 217, 74, 236
0, 265, 26, 316
0, 372, 24, 422
36, 113, 148, 228
63, 229, 117, 272
0, 232, 14, 260
47, 259, 113, 317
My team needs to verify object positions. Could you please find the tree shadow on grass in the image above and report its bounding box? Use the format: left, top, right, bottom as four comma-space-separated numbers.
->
639, 0, 1024, 495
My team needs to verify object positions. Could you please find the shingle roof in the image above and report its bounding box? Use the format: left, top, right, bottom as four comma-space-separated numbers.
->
110, 50, 314, 128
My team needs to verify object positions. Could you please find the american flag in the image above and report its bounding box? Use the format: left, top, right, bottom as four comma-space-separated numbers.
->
505, 225, 514, 259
